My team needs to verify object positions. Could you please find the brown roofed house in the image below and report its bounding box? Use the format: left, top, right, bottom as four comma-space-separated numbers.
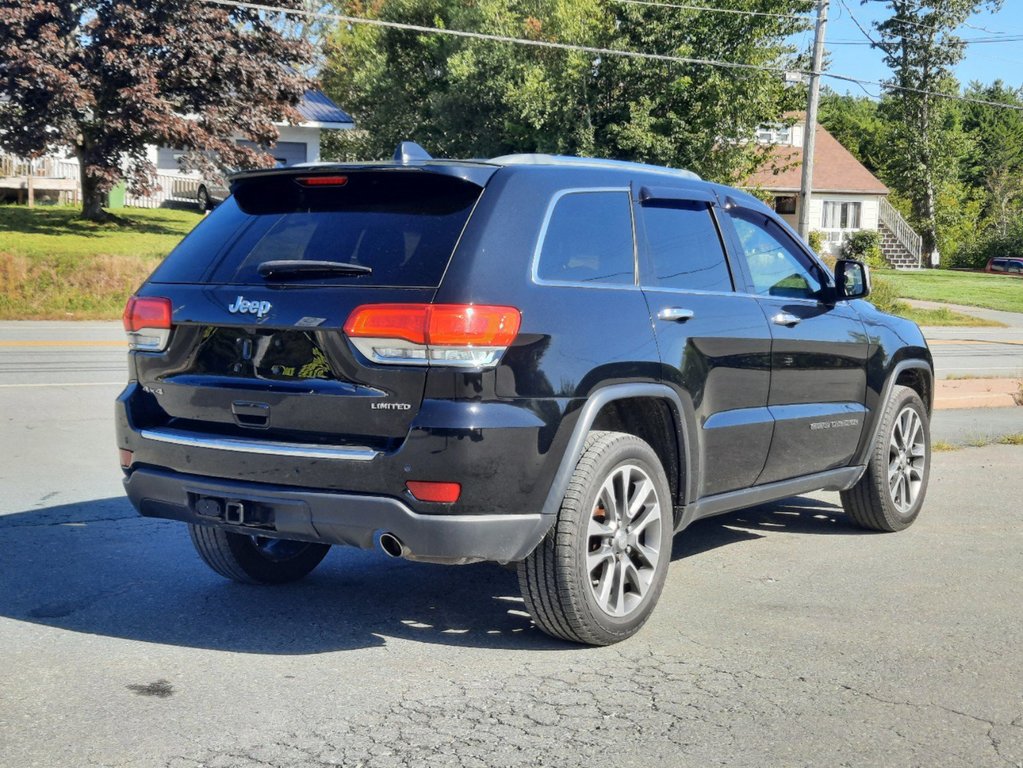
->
745, 116, 922, 268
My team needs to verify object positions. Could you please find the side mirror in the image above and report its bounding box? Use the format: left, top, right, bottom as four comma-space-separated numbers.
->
834, 259, 871, 300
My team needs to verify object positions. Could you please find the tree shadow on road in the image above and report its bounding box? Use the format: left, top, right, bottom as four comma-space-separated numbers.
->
0, 493, 862, 654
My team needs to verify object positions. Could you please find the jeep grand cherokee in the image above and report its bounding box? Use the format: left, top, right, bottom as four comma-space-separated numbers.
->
116, 144, 933, 645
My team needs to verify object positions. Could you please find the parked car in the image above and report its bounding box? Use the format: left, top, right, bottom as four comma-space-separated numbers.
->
985, 256, 1023, 275
116, 143, 934, 645
195, 173, 229, 212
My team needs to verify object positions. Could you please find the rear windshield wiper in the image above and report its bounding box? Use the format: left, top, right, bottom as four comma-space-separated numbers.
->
257, 260, 373, 279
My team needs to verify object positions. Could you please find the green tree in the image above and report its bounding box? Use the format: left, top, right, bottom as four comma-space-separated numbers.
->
960, 80, 1023, 235
818, 90, 890, 176
323, 0, 605, 160
0, 0, 312, 221
597, 0, 811, 182
322, 0, 812, 182
872, 0, 1002, 263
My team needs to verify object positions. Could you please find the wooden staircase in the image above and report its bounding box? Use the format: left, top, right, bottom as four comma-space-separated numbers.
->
878, 198, 923, 269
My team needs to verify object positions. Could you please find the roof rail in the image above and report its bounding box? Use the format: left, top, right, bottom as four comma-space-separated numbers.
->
488, 153, 700, 181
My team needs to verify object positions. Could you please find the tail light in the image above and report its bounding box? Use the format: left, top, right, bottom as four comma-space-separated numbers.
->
405, 481, 462, 503
122, 296, 172, 351
344, 304, 521, 368
295, 175, 349, 187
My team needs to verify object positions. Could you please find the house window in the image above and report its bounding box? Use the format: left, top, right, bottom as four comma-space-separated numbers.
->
756, 124, 792, 145
822, 201, 861, 229
774, 196, 797, 215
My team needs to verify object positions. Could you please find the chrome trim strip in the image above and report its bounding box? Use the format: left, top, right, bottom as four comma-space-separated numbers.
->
140, 428, 379, 461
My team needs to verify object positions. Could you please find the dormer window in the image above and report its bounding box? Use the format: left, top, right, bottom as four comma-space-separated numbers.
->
756, 124, 792, 145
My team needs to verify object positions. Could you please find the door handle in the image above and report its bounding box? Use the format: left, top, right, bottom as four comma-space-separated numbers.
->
657, 307, 695, 322
771, 311, 801, 327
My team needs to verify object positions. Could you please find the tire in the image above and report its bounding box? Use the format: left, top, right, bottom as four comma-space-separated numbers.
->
841, 385, 930, 532
518, 430, 673, 645
188, 524, 330, 585
196, 186, 210, 212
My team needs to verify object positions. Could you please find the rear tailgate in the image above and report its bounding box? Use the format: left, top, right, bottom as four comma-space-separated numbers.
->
129, 168, 486, 447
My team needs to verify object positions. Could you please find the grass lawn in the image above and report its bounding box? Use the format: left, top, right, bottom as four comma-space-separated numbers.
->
0, 205, 202, 319
876, 269, 1023, 315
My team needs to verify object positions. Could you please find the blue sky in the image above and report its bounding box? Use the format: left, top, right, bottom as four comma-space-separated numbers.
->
794, 1, 1023, 95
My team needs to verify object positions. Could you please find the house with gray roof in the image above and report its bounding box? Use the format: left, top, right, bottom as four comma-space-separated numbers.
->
152, 89, 353, 183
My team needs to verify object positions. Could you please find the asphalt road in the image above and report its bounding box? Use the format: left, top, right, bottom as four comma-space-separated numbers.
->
911, 302, 1023, 379
1, 322, 1023, 768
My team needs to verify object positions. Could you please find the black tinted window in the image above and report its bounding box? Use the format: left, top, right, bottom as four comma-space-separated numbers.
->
638, 201, 732, 292
536, 191, 635, 285
148, 171, 482, 287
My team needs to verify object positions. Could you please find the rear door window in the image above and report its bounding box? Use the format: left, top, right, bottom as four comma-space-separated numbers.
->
535, 190, 636, 286
637, 200, 733, 292
148, 171, 483, 287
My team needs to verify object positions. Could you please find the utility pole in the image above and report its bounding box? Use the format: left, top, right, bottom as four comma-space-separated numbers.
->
798, 0, 829, 241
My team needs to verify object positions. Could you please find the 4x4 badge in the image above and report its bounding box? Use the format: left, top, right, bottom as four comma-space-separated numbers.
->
228, 296, 272, 318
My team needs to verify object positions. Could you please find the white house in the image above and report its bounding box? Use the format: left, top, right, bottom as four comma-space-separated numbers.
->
148, 89, 354, 203
0, 89, 354, 208
745, 116, 922, 268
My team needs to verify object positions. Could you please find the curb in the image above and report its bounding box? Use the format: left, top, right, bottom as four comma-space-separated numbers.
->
934, 378, 1021, 410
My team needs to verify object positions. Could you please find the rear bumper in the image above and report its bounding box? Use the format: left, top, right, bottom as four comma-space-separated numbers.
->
124, 467, 553, 564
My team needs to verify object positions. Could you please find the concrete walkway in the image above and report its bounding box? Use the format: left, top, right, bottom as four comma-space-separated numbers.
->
906, 298, 1023, 327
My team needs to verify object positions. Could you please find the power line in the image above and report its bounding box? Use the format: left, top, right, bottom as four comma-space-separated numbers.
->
201, 0, 796, 74
198, 0, 1023, 112
610, 0, 812, 23
857, 0, 1019, 37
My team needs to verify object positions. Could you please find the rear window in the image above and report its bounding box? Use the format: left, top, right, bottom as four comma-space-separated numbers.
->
148, 171, 483, 287
535, 190, 635, 286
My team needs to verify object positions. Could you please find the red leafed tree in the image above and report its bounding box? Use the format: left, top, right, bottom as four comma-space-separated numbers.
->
0, 0, 312, 221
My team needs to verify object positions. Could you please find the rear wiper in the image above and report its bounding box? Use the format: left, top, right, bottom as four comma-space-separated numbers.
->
257, 260, 373, 279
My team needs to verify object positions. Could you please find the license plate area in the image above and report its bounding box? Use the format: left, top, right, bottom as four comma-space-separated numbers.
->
191, 327, 341, 383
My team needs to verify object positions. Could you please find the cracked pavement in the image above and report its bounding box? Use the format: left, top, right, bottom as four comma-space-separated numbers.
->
2, 376, 1023, 767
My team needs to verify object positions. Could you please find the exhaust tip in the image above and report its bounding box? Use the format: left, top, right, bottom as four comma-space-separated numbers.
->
379, 532, 407, 559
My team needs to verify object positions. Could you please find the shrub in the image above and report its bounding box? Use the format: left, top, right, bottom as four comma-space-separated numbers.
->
949, 224, 1023, 270
841, 230, 885, 269
807, 230, 824, 254
866, 275, 907, 315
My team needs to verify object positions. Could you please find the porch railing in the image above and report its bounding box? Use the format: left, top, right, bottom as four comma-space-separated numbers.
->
3, 153, 199, 208
878, 198, 923, 267
125, 173, 200, 208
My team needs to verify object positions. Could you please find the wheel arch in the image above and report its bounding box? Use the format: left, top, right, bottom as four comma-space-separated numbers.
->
853, 358, 933, 471
540, 384, 697, 522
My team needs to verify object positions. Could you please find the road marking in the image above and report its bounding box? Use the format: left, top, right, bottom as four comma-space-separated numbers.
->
0, 340, 126, 347
0, 382, 124, 388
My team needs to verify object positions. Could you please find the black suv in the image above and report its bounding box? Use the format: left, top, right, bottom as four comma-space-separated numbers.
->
116, 144, 933, 645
